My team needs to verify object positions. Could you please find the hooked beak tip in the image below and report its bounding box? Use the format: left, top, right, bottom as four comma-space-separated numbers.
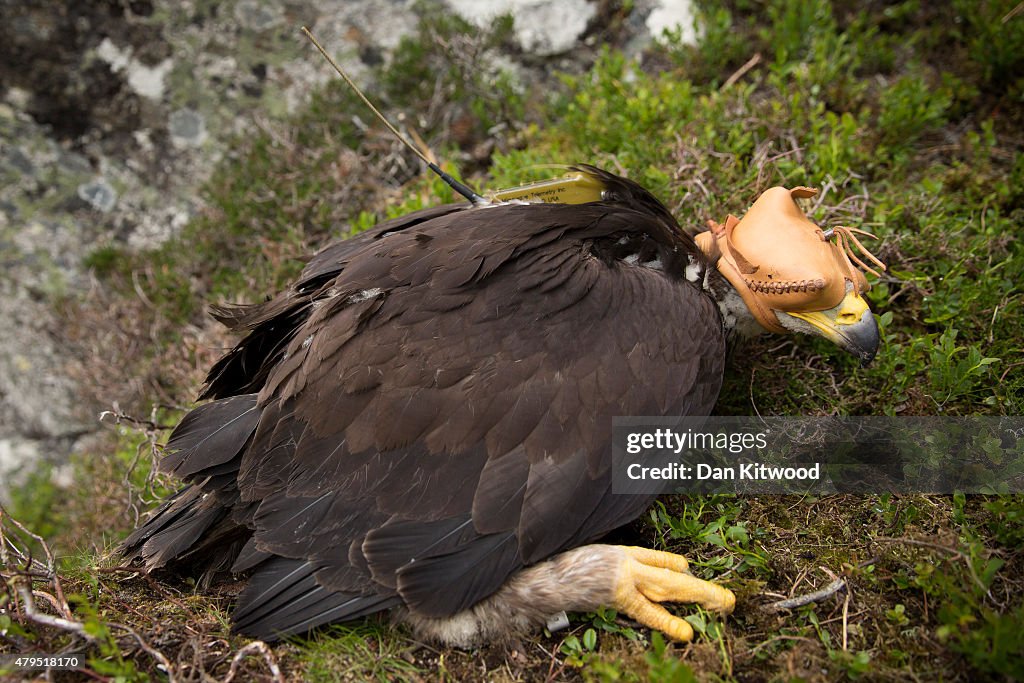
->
784, 292, 880, 365
843, 312, 880, 366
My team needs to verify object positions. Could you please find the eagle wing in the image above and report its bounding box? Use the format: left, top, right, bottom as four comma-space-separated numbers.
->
125, 185, 726, 639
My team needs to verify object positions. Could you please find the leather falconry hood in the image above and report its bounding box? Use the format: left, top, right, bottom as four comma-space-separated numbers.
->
695, 186, 885, 334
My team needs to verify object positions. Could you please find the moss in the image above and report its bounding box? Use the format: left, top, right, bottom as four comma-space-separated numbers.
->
82, 244, 133, 278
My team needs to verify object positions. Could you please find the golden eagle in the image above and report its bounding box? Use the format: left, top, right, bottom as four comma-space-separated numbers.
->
122, 167, 881, 645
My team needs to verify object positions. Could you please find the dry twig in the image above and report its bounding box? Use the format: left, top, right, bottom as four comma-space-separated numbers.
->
764, 578, 847, 611
1, 506, 187, 681
722, 53, 762, 90
222, 641, 284, 683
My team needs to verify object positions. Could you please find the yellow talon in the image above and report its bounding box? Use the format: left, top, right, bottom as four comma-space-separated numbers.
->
611, 546, 735, 642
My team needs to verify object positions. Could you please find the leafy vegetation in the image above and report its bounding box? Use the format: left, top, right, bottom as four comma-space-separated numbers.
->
3, 0, 1022, 680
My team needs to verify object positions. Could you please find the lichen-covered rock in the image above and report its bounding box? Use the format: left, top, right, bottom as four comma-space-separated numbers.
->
0, 0, 688, 499
447, 0, 597, 56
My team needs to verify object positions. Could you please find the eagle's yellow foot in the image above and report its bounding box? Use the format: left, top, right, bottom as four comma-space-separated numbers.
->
611, 546, 735, 642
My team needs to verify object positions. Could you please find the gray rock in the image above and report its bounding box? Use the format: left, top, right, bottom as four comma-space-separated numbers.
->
0, 286, 92, 440
58, 150, 93, 175
0, 438, 43, 506
168, 108, 207, 148
0, 201, 17, 222
77, 178, 118, 212
6, 146, 35, 176
234, 0, 285, 31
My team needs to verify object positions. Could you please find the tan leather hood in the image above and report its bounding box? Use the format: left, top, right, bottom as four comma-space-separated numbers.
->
695, 186, 883, 334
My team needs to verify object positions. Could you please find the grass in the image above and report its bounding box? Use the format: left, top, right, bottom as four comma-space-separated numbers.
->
298, 621, 423, 682
3, 0, 1023, 680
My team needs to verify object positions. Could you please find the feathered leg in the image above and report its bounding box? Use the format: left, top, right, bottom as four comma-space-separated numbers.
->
403, 544, 734, 647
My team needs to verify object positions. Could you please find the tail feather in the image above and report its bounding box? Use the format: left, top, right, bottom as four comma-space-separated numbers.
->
121, 485, 246, 572
122, 395, 259, 571
231, 557, 399, 640
161, 394, 259, 480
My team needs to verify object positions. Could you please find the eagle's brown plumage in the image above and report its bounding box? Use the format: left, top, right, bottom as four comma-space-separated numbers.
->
122, 167, 730, 641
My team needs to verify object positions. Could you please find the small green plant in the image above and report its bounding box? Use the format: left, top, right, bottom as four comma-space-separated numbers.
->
829, 649, 873, 680
385, 3, 523, 140
954, 0, 1024, 92
7, 465, 66, 545
587, 606, 642, 641
644, 632, 698, 683
69, 594, 152, 682
983, 496, 1024, 546
561, 627, 600, 667
877, 74, 952, 152
886, 603, 910, 626
926, 329, 1000, 407
648, 497, 769, 576
763, 0, 836, 65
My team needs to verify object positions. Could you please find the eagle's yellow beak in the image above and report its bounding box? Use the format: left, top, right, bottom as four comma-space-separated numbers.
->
783, 289, 880, 364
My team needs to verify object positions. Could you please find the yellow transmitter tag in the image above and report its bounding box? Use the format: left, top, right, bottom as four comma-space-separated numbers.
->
487, 172, 606, 205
